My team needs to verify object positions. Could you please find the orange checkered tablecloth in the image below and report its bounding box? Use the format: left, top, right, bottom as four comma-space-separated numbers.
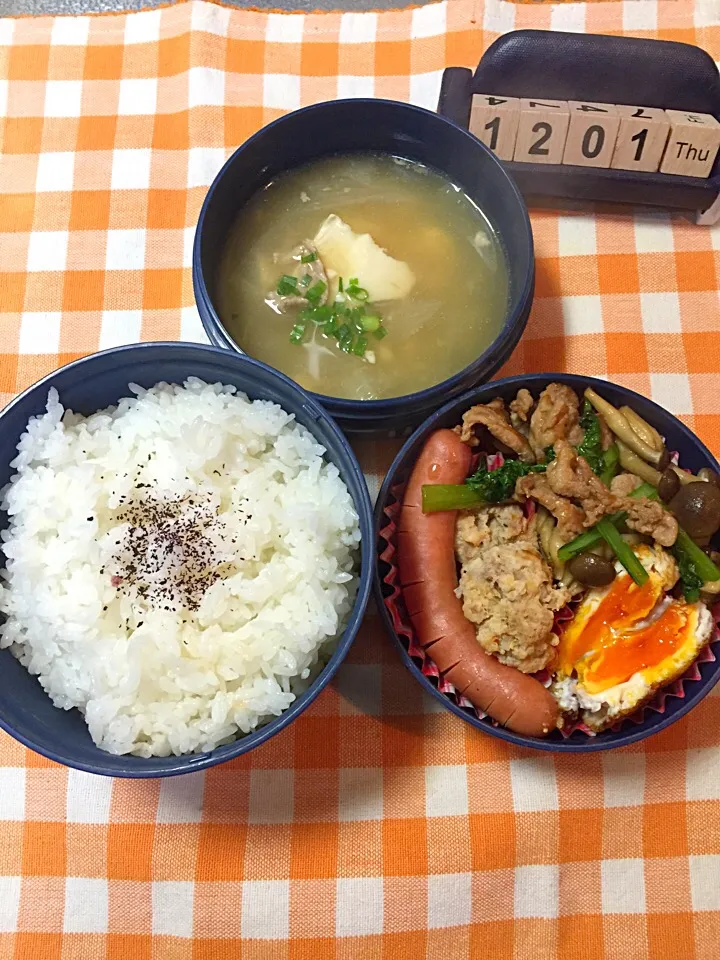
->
2, 0, 720, 957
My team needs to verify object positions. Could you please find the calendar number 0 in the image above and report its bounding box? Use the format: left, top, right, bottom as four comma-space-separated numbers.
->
581, 125, 605, 159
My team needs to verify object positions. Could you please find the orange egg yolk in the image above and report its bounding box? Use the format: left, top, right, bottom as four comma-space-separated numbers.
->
558, 575, 690, 694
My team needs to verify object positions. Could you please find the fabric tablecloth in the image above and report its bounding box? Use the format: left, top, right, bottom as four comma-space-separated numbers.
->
1, 0, 720, 956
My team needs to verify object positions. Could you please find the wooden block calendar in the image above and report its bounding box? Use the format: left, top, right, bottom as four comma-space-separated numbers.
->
437, 30, 720, 220
467, 95, 719, 178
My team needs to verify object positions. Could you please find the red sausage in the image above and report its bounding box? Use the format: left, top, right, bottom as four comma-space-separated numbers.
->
397, 429, 559, 738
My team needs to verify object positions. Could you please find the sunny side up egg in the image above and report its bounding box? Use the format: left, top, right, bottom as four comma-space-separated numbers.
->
553, 544, 715, 732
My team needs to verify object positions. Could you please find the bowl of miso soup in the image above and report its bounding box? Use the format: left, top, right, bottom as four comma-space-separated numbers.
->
193, 99, 534, 434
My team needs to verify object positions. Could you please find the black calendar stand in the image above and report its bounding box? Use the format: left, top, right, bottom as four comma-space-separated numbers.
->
437, 30, 720, 217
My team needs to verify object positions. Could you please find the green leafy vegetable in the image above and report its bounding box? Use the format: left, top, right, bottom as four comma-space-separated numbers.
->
672, 528, 720, 601
595, 516, 649, 586
373, 325, 388, 340
544, 445, 556, 462
277, 275, 299, 296
300, 251, 318, 263
674, 548, 704, 602
577, 399, 604, 476
465, 458, 546, 504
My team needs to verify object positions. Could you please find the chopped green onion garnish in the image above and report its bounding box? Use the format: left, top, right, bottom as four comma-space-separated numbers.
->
361, 314, 380, 333
289, 322, 306, 344
277, 275, 298, 296
305, 280, 326, 304
353, 335, 368, 357
349, 307, 365, 333
275, 270, 386, 361
300, 251, 318, 263
596, 516, 648, 586
310, 305, 332, 325
347, 284, 369, 301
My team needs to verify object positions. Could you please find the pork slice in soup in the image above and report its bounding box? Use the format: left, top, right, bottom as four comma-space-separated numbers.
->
216, 154, 509, 401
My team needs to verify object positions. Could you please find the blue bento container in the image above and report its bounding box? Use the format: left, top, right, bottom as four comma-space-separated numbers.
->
193, 98, 534, 436
375, 373, 720, 752
0, 342, 373, 777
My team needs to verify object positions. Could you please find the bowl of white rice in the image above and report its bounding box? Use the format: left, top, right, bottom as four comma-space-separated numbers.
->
0, 342, 372, 777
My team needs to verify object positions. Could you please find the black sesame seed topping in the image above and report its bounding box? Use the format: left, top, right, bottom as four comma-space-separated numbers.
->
107, 489, 232, 613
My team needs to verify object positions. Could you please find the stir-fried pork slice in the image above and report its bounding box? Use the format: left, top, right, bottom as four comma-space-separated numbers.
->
509, 388, 534, 431
547, 442, 678, 546
515, 473, 585, 540
610, 473, 643, 497
546, 441, 615, 527
458, 401, 535, 463
528, 383, 585, 459
624, 499, 678, 547
455, 505, 570, 674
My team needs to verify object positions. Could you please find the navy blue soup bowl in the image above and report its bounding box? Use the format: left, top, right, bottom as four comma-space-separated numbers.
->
375, 373, 720, 752
0, 343, 373, 777
193, 98, 534, 435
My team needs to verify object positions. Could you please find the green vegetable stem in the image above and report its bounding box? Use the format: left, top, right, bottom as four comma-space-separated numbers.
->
595, 516, 648, 586
600, 443, 619, 486
421, 484, 487, 513
422, 458, 546, 513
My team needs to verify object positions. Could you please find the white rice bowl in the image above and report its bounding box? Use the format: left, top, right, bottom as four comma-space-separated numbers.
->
0, 379, 361, 757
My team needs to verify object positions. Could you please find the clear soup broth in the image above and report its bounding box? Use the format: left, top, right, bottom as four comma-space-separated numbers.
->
216, 154, 509, 401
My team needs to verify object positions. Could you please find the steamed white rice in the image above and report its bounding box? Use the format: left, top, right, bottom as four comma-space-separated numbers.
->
0, 379, 361, 757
